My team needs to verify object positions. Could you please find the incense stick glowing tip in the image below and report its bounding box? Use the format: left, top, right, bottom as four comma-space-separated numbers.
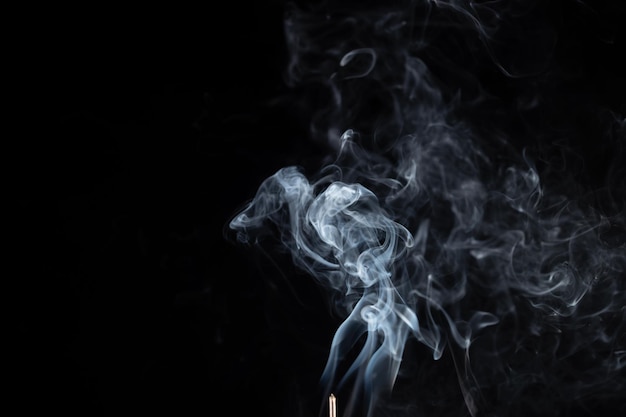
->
329, 393, 336, 417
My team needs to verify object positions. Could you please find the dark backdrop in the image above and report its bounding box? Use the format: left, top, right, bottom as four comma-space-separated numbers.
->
12, 2, 336, 416
10, 1, 625, 417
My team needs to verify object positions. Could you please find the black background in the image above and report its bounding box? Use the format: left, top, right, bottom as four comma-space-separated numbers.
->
10, 1, 625, 416
12, 2, 335, 416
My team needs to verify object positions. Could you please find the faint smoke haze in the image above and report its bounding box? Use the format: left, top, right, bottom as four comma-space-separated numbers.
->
227, 1, 626, 416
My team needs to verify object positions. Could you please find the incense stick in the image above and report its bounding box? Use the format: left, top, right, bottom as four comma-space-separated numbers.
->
329, 393, 336, 417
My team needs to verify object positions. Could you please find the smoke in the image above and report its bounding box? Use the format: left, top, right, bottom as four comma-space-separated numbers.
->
227, 1, 625, 416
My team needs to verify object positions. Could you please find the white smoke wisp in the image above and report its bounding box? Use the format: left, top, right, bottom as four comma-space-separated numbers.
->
228, 1, 626, 416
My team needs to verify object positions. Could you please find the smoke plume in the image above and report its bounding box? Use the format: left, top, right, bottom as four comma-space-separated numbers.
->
228, 1, 625, 416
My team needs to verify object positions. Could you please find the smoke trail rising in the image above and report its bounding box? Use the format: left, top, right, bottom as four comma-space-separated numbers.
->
228, 1, 625, 416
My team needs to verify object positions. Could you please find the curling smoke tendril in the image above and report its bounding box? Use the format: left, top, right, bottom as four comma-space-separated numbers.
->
229, 1, 626, 416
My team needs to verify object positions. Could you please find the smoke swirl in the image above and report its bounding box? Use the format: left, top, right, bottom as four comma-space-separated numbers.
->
228, 1, 625, 416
